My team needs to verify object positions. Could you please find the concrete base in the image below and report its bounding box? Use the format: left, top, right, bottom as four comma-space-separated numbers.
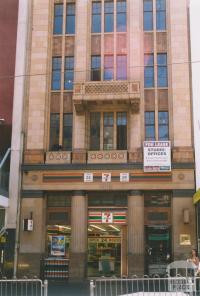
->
17, 253, 42, 277
69, 253, 87, 279
128, 254, 144, 277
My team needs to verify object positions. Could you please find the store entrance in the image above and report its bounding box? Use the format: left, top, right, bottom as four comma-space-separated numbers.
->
145, 225, 171, 276
87, 224, 126, 277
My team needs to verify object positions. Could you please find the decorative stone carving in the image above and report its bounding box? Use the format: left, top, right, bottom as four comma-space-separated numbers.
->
45, 151, 71, 164
88, 150, 127, 164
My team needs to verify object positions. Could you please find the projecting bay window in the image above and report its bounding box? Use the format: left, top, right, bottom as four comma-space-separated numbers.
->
89, 112, 127, 151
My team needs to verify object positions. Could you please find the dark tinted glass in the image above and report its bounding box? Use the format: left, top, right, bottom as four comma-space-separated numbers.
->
50, 114, 60, 150
117, 112, 127, 150
63, 113, 73, 150
90, 112, 100, 150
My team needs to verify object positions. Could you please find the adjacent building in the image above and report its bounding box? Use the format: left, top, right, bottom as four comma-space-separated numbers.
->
17, 0, 195, 279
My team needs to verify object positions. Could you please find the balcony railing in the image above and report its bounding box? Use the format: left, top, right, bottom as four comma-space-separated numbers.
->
73, 80, 140, 113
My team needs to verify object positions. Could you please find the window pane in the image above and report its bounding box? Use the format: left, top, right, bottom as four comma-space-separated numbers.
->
66, 4, 75, 34
53, 4, 63, 34
157, 54, 167, 87
144, 0, 153, 31
117, 112, 127, 150
158, 111, 169, 140
144, 54, 154, 88
104, 55, 114, 80
50, 114, 60, 150
63, 114, 73, 150
156, 0, 166, 30
64, 57, 74, 90
90, 112, 100, 150
117, 55, 127, 80
104, 2, 114, 32
91, 56, 101, 81
117, 1, 126, 32
92, 2, 101, 33
145, 111, 155, 140
52, 57, 61, 90
104, 112, 114, 150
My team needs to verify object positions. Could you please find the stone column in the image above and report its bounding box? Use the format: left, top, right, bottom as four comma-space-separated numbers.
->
70, 191, 88, 279
128, 191, 144, 276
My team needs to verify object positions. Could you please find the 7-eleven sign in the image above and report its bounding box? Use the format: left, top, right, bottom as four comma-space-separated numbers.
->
102, 212, 113, 223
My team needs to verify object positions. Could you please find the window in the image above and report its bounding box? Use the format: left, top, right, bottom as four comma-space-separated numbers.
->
117, 55, 127, 80
104, 1, 114, 32
143, 0, 153, 31
144, 54, 154, 88
104, 55, 114, 80
157, 53, 168, 87
50, 114, 60, 150
66, 3, 75, 34
89, 112, 127, 150
91, 56, 101, 81
90, 112, 101, 150
63, 114, 73, 150
92, 2, 101, 33
52, 57, 62, 90
145, 111, 155, 140
64, 57, 74, 90
103, 112, 114, 150
117, 112, 127, 150
156, 0, 166, 30
117, 0, 126, 32
158, 111, 169, 140
53, 4, 63, 35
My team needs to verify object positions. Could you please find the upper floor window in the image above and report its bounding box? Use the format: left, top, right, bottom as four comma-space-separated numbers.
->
89, 112, 127, 150
117, 55, 127, 80
92, 2, 101, 33
157, 53, 168, 87
144, 54, 154, 88
117, 0, 127, 32
104, 1, 114, 32
50, 114, 60, 150
63, 113, 73, 150
53, 4, 63, 35
104, 55, 114, 80
145, 111, 155, 140
158, 111, 169, 140
64, 56, 74, 90
91, 55, 101, 81
143, 0, 153, 31
52, 57, 62, 90
66, 3, 75, 34
156, 0, 166, 30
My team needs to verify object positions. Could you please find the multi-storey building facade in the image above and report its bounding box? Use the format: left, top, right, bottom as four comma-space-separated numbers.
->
17, 0, 195, 279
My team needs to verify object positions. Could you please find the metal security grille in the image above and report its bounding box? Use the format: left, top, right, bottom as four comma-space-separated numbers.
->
0, 279, 48, 296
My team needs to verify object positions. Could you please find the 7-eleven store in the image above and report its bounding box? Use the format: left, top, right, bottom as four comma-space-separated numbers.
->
88, 210, 127, 277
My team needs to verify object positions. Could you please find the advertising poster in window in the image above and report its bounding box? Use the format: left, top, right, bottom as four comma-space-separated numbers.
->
143, 141, 171, 172
51, 235, 65, 256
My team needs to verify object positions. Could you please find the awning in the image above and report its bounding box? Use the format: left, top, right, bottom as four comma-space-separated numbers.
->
193, 189, 200, 204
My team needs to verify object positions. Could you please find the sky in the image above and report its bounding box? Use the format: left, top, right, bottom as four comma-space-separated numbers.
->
190, 0, 200, 189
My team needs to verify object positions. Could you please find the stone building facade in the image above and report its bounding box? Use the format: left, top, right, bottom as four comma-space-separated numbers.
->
17, 0, 195, 279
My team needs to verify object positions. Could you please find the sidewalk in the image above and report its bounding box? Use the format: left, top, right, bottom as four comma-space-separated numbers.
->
48, 280, 90, 296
